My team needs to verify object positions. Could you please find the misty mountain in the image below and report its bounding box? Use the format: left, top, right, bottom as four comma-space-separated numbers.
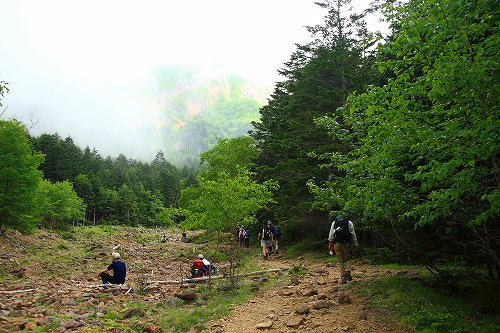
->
148, 65, 271, 166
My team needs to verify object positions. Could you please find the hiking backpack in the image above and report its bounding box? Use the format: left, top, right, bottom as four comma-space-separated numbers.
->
261, 225, 271, 241
333, 216, 352, 244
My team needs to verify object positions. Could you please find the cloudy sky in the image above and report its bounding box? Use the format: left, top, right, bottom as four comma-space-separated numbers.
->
1, 0, 382, 161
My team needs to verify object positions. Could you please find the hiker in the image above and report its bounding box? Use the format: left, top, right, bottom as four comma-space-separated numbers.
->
243, 228, 251, 248
272, 225, 280, 254
328, 215, 358, 284
180, 231, 189, 243
238, 225, 245, 246
99, 252, 126, 285
191, 253, 210, 278
258, 220, 274, 259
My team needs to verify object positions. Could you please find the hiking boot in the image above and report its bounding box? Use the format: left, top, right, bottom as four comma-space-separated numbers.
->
345, 271, 353, 281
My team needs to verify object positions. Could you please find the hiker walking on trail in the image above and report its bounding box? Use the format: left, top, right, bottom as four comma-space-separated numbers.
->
258, 220, 274, 259
99, 252, 126, 285
328, 215, 358, 284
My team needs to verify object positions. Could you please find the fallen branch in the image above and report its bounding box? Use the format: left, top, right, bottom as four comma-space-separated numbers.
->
0, 288, 37, 294
147, 268, 288, 285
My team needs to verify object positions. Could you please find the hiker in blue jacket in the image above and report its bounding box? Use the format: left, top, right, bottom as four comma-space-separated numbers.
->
99, 252, 126, 285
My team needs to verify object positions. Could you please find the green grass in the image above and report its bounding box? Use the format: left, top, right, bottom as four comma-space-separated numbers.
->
154, 279, 258, 332
358, 275, 500, 333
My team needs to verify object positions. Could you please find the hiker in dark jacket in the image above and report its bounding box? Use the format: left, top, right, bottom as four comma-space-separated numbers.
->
328, 215, 358, 284
99, 252, 126, 285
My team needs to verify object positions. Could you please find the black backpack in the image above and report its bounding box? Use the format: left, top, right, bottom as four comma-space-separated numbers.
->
333, 216, 352, 244
262, 225, 271, 241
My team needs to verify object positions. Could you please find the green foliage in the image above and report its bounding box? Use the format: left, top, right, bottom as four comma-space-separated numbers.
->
199, 136, 257, 176
180, 168, 278, 232
0, 119, 45, 232
311, 0, 499, 270
359, 275, 500, 333
180, 137, 278, 233
38, 179, 86, 229
288, 264, 307, 276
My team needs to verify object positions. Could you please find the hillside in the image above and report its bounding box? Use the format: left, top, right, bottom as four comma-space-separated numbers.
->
0, 226, 412, 332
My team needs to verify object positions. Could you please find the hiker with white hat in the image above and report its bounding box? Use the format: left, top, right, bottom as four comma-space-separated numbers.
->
99, 252, 126, 285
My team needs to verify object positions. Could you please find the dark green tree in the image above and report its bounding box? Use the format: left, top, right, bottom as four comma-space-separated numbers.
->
250, 0, 381, 239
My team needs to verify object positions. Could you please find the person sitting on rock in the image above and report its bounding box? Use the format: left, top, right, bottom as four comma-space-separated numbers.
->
191, 254, 210, 278
99, 252, 126, 285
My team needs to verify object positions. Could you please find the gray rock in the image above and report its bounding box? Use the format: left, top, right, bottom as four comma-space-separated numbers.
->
294, 303, 310, 314
313, 300, 333, 310
63, 319, 83, 330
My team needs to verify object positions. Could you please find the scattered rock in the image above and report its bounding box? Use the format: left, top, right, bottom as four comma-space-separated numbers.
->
302, 289, 318, 297
313, 300, 333, 310
357, 310, 368, 320
256, 320, 273, 329
61, 298, 77, 306
144, 323, 161, 333
123, 307, 145, 319
338, 292, 351, 304
315, 268, 327, 274
174, 291, 197, 302
286, 317, 304, 327
290, 276, 300, 285
294, 303, 310, 314
317, 293, 328, 300
62, 319, 83, 330
19, 321, 38, 330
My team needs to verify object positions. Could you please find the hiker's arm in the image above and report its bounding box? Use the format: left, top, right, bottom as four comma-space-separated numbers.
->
348, 221, 358, 246
328, 222, 336, 242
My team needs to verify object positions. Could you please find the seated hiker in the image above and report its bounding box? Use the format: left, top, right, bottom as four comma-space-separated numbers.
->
191, 254, 210, 278
99, 252, 126, 285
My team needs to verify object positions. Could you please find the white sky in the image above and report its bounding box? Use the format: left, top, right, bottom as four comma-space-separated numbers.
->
0, 0, 382, 161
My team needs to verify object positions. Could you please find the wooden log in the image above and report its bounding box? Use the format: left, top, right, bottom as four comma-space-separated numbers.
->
0, 288, 37, 294
147, 268, 288, 285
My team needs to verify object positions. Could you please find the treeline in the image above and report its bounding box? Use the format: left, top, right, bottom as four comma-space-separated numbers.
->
248, 0, 499, 276
0, 114, 198, 231
31, 133, 199, 227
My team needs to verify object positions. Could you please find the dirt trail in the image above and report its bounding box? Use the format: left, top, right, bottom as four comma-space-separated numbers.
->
206, 255, 410, 333
0, 229, 411, 332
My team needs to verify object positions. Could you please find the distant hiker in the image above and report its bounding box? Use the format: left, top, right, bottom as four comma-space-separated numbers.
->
180, 232, 189, 243
238, 225, 246, 246
99, 252, 126, 285
272, 225, 280, 254
328, 215, 358, 284
258, 221, 274, 259
243, 228, 251, 248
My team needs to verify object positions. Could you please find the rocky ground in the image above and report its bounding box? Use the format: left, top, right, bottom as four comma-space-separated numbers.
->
0, 227, 412, 332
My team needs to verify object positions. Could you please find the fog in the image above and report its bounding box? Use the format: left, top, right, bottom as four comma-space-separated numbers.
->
0, 0, 383, 161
